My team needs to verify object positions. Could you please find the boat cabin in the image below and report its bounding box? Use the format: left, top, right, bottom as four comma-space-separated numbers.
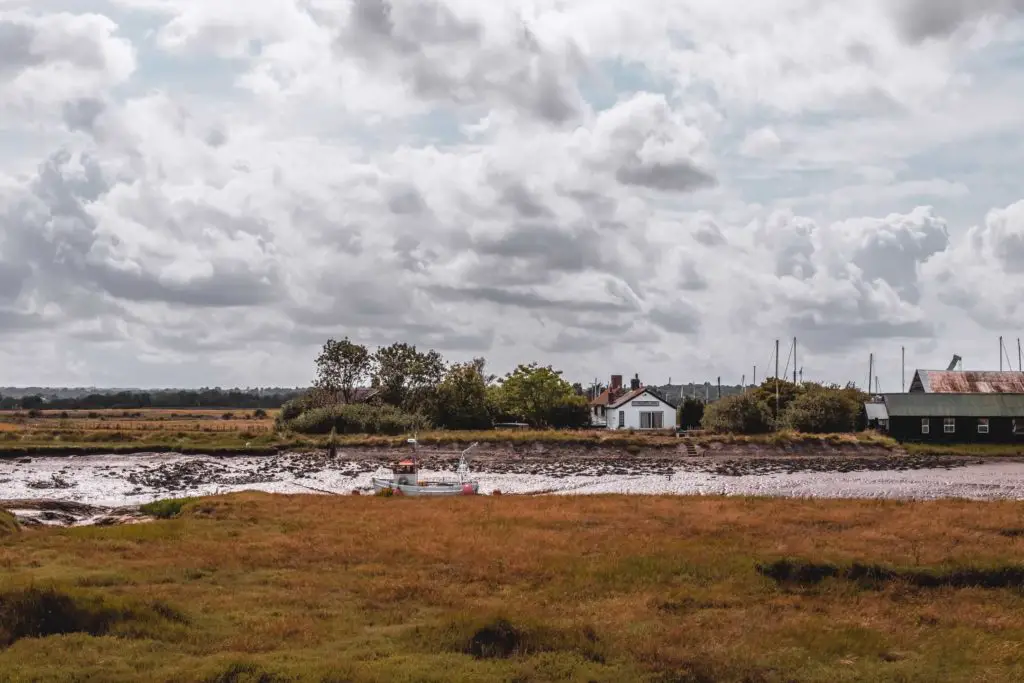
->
393, 459, 418, 486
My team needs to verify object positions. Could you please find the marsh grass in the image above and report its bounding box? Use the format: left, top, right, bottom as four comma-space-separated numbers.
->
0, 511, 18, 538
0, 586, 189, 648
0, 420, 910, 457
2, 494, 1024, 681
139, 498, 199, 519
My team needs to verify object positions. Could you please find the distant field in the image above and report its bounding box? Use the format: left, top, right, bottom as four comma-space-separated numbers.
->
2, 494, 1024, 681
0, 409, 279, 452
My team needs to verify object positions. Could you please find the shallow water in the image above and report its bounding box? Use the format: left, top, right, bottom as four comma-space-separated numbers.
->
3, 453, 1024, 506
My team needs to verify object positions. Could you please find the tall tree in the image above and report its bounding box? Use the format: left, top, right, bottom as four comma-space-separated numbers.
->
372, 342, 446, 411
434, 361, 493, 430
678, 397, 705, 430
491, 363, 589, 428
701, 394, 773, 435
314, 338, 372, 405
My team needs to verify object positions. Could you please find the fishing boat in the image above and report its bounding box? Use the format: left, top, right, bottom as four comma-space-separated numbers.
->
371, 439, 480, 496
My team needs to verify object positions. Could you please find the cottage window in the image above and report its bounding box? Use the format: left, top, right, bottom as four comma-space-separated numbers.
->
978, 418, 990, 434
618, 411, 625, 428
921, 418, 930, 435
639, 412, 664, 429
944, 417, 956, 434
1015, 419, 1024, 435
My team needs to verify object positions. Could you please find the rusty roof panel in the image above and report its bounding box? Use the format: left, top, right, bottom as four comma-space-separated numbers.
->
917, 370, 1024, 393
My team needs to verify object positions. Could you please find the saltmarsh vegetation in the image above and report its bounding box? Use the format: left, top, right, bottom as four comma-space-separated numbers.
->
3, 493, 1024, 681
0, 510, 18, 538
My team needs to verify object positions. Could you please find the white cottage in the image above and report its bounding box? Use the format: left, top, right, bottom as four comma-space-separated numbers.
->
606, 384, 678, 431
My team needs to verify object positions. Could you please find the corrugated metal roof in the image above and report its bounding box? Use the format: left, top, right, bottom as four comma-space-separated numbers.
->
883, 393, 1024, 417
911, 370, 1024, 393
864, 403, 889, 420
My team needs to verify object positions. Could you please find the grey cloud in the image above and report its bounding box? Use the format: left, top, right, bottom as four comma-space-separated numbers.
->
0, 20, 42, 74
500, 183, 553, 219
849, 215, 949, 304
0, 16, 114, 78
62, 98, 107, 135
694, 222, 726, 247
2, 150, 283, 312
616, 160, 717, 193
543, 329, 612, 353
0, 308, 57, 334
649, 303, 701, 335
387, 186, 427, 215
893, 0, 1024, 42
205, 127, 228, 148
338, 0, 584, 123
677, 260, 708, 291
790, 315, 935, 353
759, 214, 817, 280
472, 222, 606, 276
429, 284, 635, 314
0, 261, 29, 301
88, 265, 280, 308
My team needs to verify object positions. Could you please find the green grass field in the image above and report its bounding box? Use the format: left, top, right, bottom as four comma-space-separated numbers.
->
2, 494, 1024, 681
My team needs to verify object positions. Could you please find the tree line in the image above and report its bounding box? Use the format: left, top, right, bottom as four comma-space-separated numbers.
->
277, 338, 591, 435
0, 389, 306, 411
690, 379, 869, 434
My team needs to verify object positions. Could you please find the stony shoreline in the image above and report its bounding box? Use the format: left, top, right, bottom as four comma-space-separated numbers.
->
5, 446, 1024, 528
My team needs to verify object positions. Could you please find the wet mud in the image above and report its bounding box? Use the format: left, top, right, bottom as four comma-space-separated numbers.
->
2, 446, 1024, 527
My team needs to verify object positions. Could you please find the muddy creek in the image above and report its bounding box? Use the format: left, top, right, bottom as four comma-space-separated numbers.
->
4, 452, 1024, 525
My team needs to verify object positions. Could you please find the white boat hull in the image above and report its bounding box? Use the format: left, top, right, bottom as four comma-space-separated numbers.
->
371, 477, 479, 496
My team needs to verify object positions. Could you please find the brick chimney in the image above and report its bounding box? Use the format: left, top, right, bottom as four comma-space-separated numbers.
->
630, 374, 641, 391
609, 374, 624, 401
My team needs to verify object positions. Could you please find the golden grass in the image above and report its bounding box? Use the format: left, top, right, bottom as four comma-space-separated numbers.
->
2, 494, 1024, 681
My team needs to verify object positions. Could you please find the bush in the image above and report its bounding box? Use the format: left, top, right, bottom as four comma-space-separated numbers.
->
544, 396, 591, 429
0, 586, 188, 647
701, 394, 773, 435
780, 389, 862, 434
252, 408, 268, 419
0, 510, 19, 538
678, 397, 705, 430
276, 397, 309, 424
140, 498, 198, 519
287, 404, 430, 436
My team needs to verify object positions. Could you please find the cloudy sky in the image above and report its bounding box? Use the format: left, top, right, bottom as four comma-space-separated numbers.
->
1, 0, 1024, 390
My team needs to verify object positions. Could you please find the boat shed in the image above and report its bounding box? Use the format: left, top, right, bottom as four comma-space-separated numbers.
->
878, 393, 1024, 443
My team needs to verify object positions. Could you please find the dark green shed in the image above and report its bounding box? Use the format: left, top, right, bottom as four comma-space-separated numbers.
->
879, 393, 1024, 443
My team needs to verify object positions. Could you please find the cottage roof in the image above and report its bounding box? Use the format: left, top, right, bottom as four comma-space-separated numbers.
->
909, 370, 1024, 394
608, 387, 678, 410
882, 393, 1024, 418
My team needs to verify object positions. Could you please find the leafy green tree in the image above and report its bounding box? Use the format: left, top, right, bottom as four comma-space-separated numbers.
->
491, 363, 589, 428
781, 383, 869, 433
372, 342, 446, 412
314, 337, 371, 404
434, 359, 493, 430
678, 397, 705, 430
751, 378, 803, 419
701, 394, 773, 435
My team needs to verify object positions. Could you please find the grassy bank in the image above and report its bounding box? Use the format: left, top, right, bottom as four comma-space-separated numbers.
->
2, 494, 1024, 681
0, 408, 905, 456
902, 442, 1024, 457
